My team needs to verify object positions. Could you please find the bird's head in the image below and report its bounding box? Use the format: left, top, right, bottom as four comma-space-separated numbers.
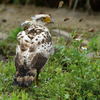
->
21, 14, 54, 30
31, 14, 54, 25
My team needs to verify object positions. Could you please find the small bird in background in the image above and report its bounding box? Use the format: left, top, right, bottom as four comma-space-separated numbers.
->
14, 14, 54, 87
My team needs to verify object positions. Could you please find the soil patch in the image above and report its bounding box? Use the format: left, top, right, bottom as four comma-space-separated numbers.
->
0, 4, 100, 34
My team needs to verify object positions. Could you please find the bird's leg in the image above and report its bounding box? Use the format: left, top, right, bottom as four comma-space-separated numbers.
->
35, 70, 40, 86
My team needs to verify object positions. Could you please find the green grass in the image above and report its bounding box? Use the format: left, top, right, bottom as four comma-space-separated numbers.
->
0, 27, 22, 58
0, 28, 100, 100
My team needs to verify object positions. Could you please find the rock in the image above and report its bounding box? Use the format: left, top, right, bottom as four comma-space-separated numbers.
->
88, 28, 95, 32
79, 18, 83, 22
80, 40, 89, 50
81, 46, 88, 50
87, 52, 100, 59
81, 40, 89, 46
51, 29, 72, 41
2, 19, 7, 23
64, 17, 70, 22
74, 34, 83, 40
87, 52, 95, 58
74, 36, 89, 51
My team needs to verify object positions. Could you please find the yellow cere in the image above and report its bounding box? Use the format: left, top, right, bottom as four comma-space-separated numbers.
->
43, 17, 51, 23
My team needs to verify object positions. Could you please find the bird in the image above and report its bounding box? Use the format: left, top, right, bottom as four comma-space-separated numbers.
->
14, 14, 54, 87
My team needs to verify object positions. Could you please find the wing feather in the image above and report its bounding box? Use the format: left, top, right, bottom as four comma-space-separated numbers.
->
30, 53, 47, 71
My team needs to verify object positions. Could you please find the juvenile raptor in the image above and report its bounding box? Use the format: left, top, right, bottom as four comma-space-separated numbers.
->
14, 14, 54, 87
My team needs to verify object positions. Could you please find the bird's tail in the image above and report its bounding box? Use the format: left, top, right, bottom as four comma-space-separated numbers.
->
13, 67, 37, 87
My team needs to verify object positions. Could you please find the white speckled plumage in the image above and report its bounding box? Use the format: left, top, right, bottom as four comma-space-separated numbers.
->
16, 24, 53, 64
14, 14, 54, 86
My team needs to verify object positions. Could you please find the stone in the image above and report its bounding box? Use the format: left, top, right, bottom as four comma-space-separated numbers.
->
51, 29, 72, 41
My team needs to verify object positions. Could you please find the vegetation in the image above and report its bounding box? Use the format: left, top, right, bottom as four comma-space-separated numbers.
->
0, 28, 100, 100
0, 28, 22, 58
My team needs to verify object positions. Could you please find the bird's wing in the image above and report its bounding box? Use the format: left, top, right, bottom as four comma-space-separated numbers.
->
15, 25, 52, 72
15, 53, 21, 71
30, 53, 48, 71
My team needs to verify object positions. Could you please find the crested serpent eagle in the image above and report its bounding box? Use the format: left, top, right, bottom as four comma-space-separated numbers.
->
14, 14, 54, 87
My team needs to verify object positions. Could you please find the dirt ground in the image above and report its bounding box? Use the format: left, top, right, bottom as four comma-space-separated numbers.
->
0, 4, 100, 35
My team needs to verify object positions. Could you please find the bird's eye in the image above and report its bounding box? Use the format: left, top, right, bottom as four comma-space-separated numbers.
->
42, 17, 45, 21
